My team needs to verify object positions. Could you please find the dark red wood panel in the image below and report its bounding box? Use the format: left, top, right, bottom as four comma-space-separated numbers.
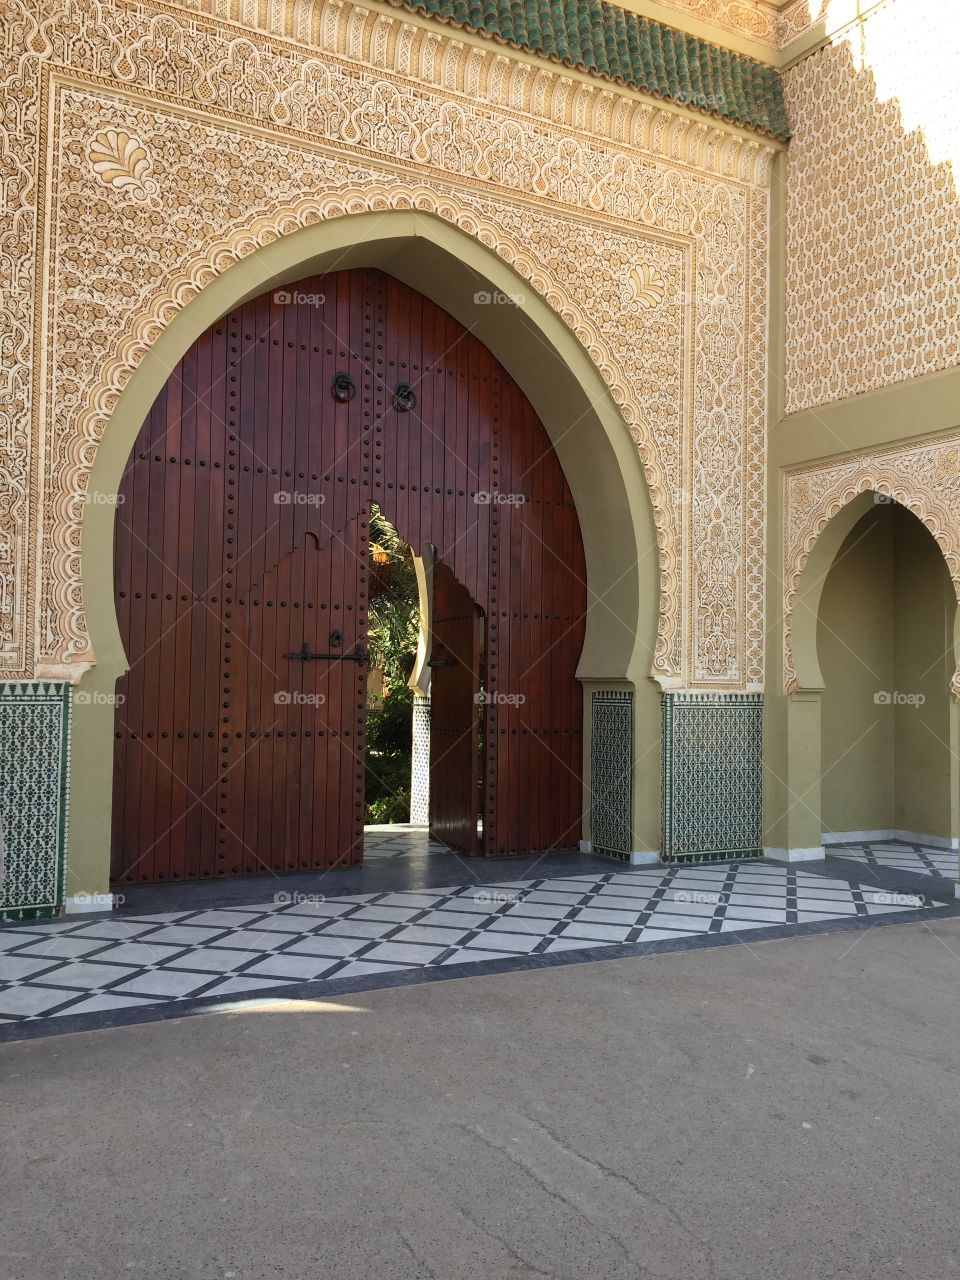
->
429, 560, 482, 854
113, 268, 586, 884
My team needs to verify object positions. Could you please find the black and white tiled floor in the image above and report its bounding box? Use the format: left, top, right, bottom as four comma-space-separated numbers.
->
827, 839, 958, 879
0, 860, 934, 1029
359, 824, 450, 859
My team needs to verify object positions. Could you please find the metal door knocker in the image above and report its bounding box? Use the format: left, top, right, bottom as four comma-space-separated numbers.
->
393, 381, 416, 412
331, 371, 356, 402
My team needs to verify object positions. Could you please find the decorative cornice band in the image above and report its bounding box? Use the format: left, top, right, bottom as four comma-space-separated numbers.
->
166, 0, 789, 137
118, 0, 783, 183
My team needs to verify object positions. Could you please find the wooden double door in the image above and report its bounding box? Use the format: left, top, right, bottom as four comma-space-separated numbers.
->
111, 269, 586, 885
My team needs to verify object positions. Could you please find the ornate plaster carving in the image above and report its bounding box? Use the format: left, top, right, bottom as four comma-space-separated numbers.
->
87, 128, 158, 198
167, 0, 782, 59
783, 434, 960, 696
775, 0, 829, 48
782, 0, 960, 413
654, 0, 779, 48
5, 0, 772, 691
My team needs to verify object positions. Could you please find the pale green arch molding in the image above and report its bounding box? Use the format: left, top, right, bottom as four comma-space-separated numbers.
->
790, 489, 960, 693
774, 488, 960, 865
71, 209, 662, 897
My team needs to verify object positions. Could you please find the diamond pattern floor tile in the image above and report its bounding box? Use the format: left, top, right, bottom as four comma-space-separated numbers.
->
829, 842, 958, 879
0, 930, 54, 954
646, 911, 714, 932
0, 986, 80, 1017
0, 955, 63, 982
89, 941, 189, 966
34, 961, 138, 989
390, 924, 471, 947
279, 935, 368, 959
559, 921, 632, 942
462, 932, 541, 954
164, 948, 264, 973
333, 960, 412, 979
241, 955, 342, 981
66, 920, 164, 941
137, 925, 231, 945
12, 936, 113, 959
112, 970, 217, 998
487, 915, 558, 937
544, 937, 619, 953
441, 948, 508, 964
363, 941, 449, 965
722, 905, 788, 923
503, 901, 572, 921
0, 839, 942, 1027
417, 909, 490, 929
53, 993, 157, 1016
574, 906, 643, 926
322, 920, 398, 940
633, 926, 701, 942
197, 976, 294, 999
205, 929, 286, 952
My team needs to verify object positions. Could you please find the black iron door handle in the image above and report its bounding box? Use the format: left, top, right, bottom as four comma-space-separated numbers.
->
285, 642, 366, 664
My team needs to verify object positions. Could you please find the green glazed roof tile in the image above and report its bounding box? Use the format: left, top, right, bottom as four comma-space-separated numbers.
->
386, 0, 790, 140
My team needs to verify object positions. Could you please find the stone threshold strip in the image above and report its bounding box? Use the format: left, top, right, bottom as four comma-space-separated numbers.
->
0, 863, 934, 1029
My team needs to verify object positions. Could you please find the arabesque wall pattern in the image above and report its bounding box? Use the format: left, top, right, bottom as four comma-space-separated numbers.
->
3, 0, 774, 693
782, 0, 960, 415
652, 0, 778, 48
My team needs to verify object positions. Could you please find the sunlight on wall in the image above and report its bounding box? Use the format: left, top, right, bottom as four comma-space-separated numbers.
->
782, 0, 960, 412
832, 0, 960, 167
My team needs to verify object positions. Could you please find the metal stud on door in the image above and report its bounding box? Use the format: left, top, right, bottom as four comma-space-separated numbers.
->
224, 520, 370, 875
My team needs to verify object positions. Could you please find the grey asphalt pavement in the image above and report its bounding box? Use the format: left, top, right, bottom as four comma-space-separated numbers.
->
3, 916, 960, 1280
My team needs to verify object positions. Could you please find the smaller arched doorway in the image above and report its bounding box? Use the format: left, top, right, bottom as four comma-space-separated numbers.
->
788, 493, 959, 868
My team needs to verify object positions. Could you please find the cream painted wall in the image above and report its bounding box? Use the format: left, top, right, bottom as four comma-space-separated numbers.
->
815, 503, 955, 840
892, 508, 956, 837
818, 508, 894, 835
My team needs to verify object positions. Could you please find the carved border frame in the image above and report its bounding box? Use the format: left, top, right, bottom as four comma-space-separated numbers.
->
783, 432, 960, 696
7, 0, 775, 691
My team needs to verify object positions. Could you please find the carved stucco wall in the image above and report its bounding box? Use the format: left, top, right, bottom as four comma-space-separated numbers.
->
638, 0, 823, 51
173, 0, 783, 51
776, 0, 828, 47
782, 0, 960, 414
617, 0, 778, 48
783, 434, 960, 695
651, 0, 827, 51
3, 0, 773, 690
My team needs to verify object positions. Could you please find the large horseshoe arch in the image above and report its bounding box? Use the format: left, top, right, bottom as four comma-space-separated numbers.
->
111, 269, 587, 884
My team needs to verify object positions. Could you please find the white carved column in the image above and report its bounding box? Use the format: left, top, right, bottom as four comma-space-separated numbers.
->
408, 548, 434, 825
410, 692, 431, 824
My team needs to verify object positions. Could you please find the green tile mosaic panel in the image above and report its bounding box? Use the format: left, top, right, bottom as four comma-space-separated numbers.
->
389, 0, 789, 140
0, 683, 71, 921
662, 692, 761, 862
590, 689, 633, 856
